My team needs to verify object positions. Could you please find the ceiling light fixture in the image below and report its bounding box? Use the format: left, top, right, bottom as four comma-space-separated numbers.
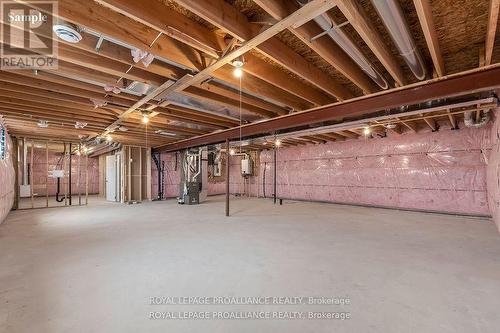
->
106, 135, 112, 142
232, 58, 244, 78
53, 21, 82, 43
142, 114, 149, 124
275, 139, 282, 147
363, 127, 371, 136
229, 148, 236, 155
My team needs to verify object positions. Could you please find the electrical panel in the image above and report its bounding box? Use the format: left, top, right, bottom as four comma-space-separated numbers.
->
241, 158, 253, 176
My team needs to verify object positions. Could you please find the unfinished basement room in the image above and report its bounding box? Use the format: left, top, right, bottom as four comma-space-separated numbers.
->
0, 0, 499, 332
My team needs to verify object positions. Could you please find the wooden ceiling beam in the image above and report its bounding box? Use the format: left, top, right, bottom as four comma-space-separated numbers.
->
239, 54, 335, 106
89, 2, 321, 109
413, 0, 445, 76
38, 0, 315, 110
485, 0, 500, 65
0, 70, 138, 105
197, 80, 287, 115
336, 130, 359, 139
174, 0, 352, 101
55, 44, 302, 116
335, 0, 405, 85
253, 0, 377, 93
182, 86, 276, 118
94, 0, 221, 58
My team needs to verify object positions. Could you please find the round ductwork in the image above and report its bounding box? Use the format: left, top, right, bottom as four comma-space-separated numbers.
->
53, 21, 82, 43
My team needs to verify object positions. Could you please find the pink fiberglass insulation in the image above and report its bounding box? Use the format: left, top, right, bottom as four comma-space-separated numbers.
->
486, 109, 500, 231
31, 150, 99, 196
151, 152, 181, 199
206, 156, 260, 196
152, 119, 496, 217
258, 123, 493, 216
0, 126, 15, 224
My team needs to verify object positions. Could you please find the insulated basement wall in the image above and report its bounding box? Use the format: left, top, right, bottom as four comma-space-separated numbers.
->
0, 125, 14, 224
152, 118, 495, 217
205, 155, 260, 196
259, 123, 493, 216
31, 150, 99, 196
486, 109, 500, 230
151, 152, 181, 199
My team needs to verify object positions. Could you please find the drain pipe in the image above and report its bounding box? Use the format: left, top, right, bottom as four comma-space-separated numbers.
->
296, 0, 388, 89
464, 110, 491, 128
370, 0, 427, 80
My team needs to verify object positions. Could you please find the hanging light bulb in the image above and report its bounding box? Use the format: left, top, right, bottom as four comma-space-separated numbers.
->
363, 127, 371, 136
229, 148, 236, 155
142, 114, 149, 124
76, 150, 81, 156
233, 67, 243, 78
275, 139, 282, 147
106, 134, 112, 142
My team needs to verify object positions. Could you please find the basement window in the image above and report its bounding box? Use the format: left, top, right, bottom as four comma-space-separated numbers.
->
0, 126, 5, 160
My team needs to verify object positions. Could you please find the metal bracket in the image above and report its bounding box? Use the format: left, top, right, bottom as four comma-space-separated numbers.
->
309, 20, 350, 43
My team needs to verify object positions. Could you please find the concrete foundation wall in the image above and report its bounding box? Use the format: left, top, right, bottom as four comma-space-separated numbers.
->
0, 125, 15, 224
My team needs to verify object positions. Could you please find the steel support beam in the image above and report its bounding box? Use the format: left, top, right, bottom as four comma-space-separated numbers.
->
154, 66, 500, 153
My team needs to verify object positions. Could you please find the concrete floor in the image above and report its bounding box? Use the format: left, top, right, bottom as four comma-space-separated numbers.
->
1, 196, 500, 333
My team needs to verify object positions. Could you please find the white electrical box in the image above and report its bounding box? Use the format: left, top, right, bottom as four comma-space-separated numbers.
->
48, 170, 65, 178
19, 185, 31, 198
241, 158, 253, 176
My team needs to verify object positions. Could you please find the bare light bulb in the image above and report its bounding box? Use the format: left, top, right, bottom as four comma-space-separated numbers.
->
106, 135, 112, 142
275, 139, 282, 147
142, 115, 149, 124
363, 127, 371, 136
229, 148, 236, 156
233, 67, 243, 78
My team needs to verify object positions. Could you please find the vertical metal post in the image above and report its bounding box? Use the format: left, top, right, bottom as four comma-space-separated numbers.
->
69, 143, 72, 205
12, 137, 19, 210
273, 147, 277, 204
78, 143, 81, 206
30, 140, 34, 209
46, 141, 48, 208
225, 139, 230, 217
85, 154, 89, 205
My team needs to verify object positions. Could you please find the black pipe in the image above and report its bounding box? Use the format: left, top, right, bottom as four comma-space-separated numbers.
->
56, 178, 64, 202
69, 143, 72, 205
262, 162, 266, 198
273, 148, 277, 204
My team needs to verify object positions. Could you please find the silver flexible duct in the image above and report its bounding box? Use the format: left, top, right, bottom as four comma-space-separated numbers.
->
370, 0, 426, 80
464, 110, 490, 128
296, 0, 389, 89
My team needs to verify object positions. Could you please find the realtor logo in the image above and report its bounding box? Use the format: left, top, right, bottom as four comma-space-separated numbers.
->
1, 1, 58, 69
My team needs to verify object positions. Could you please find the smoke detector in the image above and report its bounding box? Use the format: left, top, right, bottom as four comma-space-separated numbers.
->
37, 120, 49, 128
53, 22, 82, 43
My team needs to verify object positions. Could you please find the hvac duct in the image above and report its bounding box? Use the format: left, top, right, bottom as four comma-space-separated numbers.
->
296, 0, 388, 89
464, 110, 490, 128
370, 0, 427, 80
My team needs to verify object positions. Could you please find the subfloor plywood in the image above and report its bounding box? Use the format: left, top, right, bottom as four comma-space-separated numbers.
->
1, 196, 500, 332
